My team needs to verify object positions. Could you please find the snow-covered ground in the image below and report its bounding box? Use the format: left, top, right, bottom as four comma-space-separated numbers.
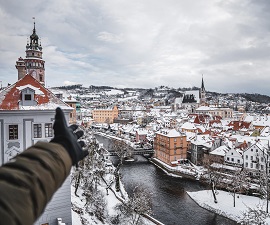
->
187, 190, 270, 224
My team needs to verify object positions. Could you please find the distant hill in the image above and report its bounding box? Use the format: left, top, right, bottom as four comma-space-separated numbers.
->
238, 93, 270, 104
53, 84, 270, 104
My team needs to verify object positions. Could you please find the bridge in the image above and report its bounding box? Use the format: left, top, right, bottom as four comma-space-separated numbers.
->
108, 148, 155, 156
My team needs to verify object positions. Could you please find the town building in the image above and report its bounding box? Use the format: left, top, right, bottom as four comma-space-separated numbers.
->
154, 129, 188, 165
224, 147, 243, 166
189, 134, 212, 165
195, 106, 233, 119
92, 105, 119, 124
243, 141, 270, 172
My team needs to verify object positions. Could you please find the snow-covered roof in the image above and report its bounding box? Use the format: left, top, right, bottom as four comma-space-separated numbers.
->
156, 129, 182, 137
210, 145, 229, 156
181, 122, 197, 130
0, 74, 71, 110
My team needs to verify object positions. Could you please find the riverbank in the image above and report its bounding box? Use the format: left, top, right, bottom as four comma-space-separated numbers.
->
150, 157, 201, 180
187, 190, 270, 224
71, 173, 159, 225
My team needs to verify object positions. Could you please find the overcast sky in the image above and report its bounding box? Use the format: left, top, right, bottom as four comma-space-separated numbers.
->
1, 0, 270, 95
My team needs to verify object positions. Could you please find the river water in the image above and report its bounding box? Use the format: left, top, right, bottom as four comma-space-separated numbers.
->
95, 134, 237, 225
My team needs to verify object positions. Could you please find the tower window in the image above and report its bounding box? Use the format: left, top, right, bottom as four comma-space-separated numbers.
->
32, 53, 34, 56
25, 94, 32, 100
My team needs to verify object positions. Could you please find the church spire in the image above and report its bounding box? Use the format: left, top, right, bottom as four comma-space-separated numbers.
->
201, 74, 205, 92
200, 74, 206, 105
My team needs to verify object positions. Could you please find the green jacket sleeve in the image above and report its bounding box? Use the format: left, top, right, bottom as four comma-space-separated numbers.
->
0, 142, 72, 225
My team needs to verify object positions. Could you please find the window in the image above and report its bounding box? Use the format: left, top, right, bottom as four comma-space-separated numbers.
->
231, 152, 233, 155
251, 163, 253, 168
227, 157, 229, 161
231, 158, 234, 162
25, 94, 31, 100
174, 138, 177, 142
237, 159, 240, 163
246, 155, 248, 159
245, 162, 248, 167
251, 156, 253, 160
45, 123, 53, 137
33, 124, 42, 138
9, 125, 18, 140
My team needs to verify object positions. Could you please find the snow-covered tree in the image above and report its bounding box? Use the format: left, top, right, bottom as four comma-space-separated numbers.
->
72, 127, 109, 223
240, 204, 269, 225
201, 158, 227, 203
225, 169, 249, 207
110, 139, 133, 192
114, 185, 153, 225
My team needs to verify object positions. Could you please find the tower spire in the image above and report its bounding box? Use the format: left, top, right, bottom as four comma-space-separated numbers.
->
17, 19, 45, 85
201, 74, 205, 92
200, 74, 206, 105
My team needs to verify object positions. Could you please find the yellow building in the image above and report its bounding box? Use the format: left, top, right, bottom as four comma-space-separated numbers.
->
195, 106, 233, 119
154, 129, 188, 166
92, 105, 119, 124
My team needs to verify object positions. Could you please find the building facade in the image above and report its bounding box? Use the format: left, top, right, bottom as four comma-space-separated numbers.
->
154, 129, 188, 165
92, 105, 119, 124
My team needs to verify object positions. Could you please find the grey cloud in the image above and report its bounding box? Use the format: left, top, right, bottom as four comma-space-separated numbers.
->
1, 0, 270, 95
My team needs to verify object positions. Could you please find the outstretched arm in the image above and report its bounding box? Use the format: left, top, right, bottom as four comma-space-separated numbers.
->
0, 107, 88, 225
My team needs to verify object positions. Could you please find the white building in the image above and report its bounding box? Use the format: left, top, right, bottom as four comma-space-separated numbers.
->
243, 142, 270, 172
224, 147, 243, 166
0, 74, 73, 225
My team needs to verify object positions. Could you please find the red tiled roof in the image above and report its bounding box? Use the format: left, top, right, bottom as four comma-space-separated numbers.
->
0, 74, 67, 110
227, 121, 251, 131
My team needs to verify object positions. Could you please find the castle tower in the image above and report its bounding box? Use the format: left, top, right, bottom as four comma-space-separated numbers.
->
15, 57, 26, 80
16, 21, 45, 85
200, 75, 206, 105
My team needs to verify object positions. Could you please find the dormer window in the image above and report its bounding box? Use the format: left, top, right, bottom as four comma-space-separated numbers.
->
17, 86, 37, 107
25, 94, 32, 100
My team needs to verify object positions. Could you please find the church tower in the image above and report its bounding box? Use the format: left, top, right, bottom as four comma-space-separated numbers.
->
15, 21, 45, 85
200, 75, 206, 105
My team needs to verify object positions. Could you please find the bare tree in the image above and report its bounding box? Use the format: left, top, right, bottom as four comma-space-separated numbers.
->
114, 185, 153, 225
240, 204, 269, 225
110, 139, 133, 192
226, 168, 249, 207
72, 127, 108, 223
201, 158, 227, 203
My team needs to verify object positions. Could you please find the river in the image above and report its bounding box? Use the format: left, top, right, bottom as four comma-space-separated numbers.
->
95, 134, 237, 225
